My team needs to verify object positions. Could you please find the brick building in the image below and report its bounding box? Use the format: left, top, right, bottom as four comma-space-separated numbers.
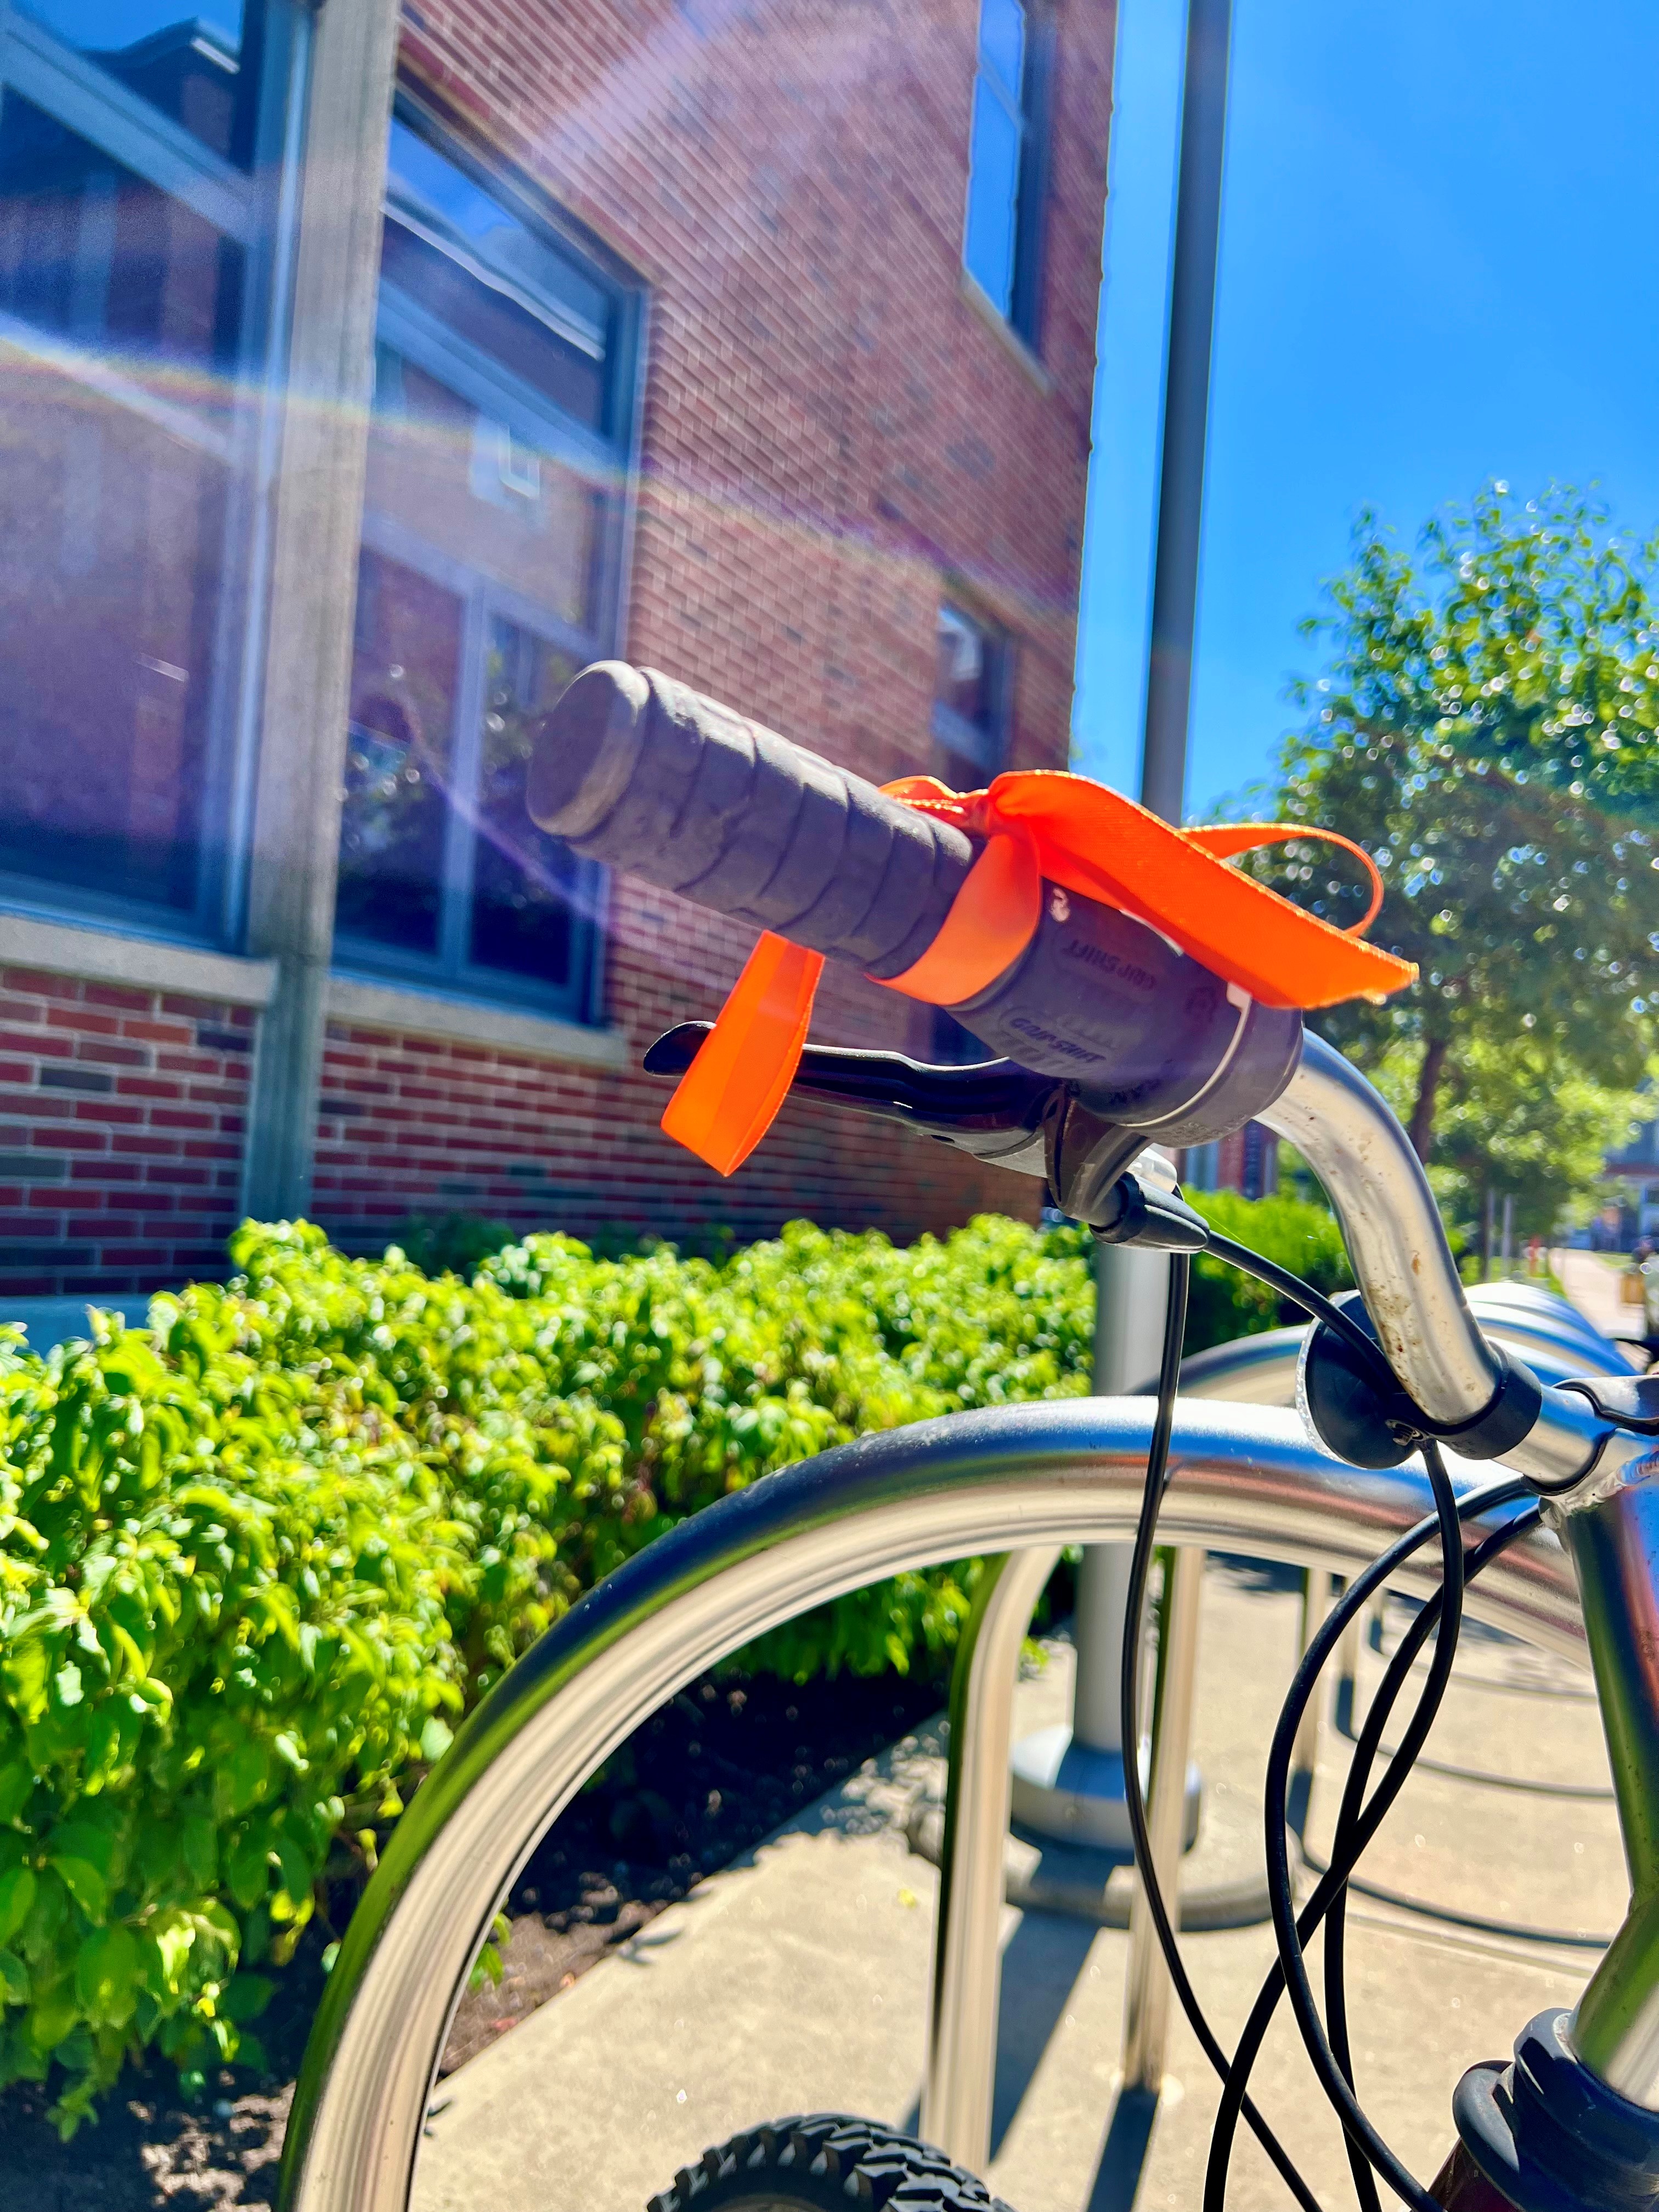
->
0, 0, 1113, 1295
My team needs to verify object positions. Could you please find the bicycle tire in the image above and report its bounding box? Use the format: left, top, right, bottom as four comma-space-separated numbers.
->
647, 2113, 1014, 2212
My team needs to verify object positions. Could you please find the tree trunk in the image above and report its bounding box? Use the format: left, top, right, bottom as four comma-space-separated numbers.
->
1408, 1035, 1448, 1162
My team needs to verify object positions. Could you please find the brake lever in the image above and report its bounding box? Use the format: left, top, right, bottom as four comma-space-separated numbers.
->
642, 1028, 1211, 1254
642, 1023, 1056, 1177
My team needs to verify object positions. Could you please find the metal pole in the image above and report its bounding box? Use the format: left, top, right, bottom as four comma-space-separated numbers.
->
923, 1546, 1062, 2172
1288, 1568, 1333, 1836
1076, 1242, 1176, 1758
1010, 1248, 1176, 1847
1029, 0, 1235, 1855
1111, 0, 1233, 2091
1121, 1544, 1206, 2090
1138, 0, 1234, 823
241, 0, 403, 1220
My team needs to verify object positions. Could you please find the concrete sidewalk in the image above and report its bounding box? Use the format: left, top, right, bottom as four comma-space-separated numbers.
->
414, 1558, 1617, 2212
1553, 1247, 1643, 1350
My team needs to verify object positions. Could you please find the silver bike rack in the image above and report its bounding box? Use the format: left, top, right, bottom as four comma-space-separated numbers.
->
278, 1397, 1577, 2211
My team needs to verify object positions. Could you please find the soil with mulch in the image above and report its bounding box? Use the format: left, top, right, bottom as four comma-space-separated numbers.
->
3, 1667, 945, 2209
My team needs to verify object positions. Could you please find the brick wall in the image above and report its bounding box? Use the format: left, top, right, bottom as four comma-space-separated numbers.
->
0, 0, 1111, 1294
306, 0, 1114, 1259
314, 877, 1039, 1253
0, 970, 253, 1297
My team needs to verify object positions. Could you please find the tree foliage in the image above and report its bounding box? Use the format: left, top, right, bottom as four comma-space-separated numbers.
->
1366, 1039, 1645, 1242
1243, 485, 1659, 1164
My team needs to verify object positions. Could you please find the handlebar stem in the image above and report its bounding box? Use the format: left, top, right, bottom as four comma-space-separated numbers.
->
1269, 1035, 1659, 2114
1553, 1446, 1659, 2108
1264, 1033, 1503, 1425
1263, 1032, 1616, 1495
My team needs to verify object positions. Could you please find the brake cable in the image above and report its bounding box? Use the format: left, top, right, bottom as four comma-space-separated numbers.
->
1120, 1234, 1542, 2211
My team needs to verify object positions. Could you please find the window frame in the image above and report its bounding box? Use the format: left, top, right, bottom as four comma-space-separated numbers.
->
334, 511, 610, 1024
337, 92, 642, 1024
926, 596, 1014, 1065
0, 0, 309, 949
930, 597, 1014, 785
962, 0, 1053, 351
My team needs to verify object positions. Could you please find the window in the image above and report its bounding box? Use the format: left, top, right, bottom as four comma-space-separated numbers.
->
962, 0, 1049, 343
15, 0, 267, 164
335, 111, 638, 1021
932, 601, 1009, 791
1242, 1122, 1277, 1201
1181, 1141, 1220, 1193
0, 0, 301, 933
927, 601, 1010, 1064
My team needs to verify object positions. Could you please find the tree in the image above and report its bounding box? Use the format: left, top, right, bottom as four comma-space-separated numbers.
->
1245, 485, 1659, 1158
1365, 1036, 1645, 1245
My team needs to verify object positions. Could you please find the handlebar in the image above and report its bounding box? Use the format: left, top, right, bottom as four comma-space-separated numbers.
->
531, 659, 1635, 1505
529, 662, 976, 975
529, 663, 1302, 1156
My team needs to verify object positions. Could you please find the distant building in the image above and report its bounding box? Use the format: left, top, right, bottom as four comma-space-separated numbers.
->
1605, 1098, 1659, 1243
1181, 1125, 1279, 1203
0, 0, 1112, 1293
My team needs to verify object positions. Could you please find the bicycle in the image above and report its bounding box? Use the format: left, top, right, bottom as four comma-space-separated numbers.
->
278, 663, 1659, 2212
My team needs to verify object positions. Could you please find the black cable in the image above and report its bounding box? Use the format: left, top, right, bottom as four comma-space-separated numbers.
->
1321, 1499, 1540, 2209
1126, 1227, 1544, 2210
1320, 1506, 1545, 2082
1275, 1434, 1464, 2208
1202, 1231, 1395, 1395
1199, 1477, 1531, 2212
1117, 1253, 1327, 2212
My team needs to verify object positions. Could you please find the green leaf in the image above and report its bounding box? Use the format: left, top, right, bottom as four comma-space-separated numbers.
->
47, 1821, 114, 1922
49, 1854, 108, 1922
220, 1972, 273, 2025
75, 1924, 139, 2028
0, 1759, 33, 1825
274, 1837, 312, 1912
0, 1866, 37, 1948
141, 1911, 196, 2001
180, 1814, 217, 1892
0, 1946, 29, 2004
26, 1981, 78, 2052
225, 1830, 269, 1914
221, 1740, 270, 1819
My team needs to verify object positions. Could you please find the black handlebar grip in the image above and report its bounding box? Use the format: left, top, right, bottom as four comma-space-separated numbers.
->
529, 661, 1304, 1140
527, 662, 974, 979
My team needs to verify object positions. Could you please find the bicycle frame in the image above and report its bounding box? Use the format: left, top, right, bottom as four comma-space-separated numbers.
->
1175, 1287, 1637, 1410
278, 1399, 1576, 2212
276, 1033, 1659, 2212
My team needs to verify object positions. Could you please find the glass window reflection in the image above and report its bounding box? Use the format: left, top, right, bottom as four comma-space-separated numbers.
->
336, 550, 463, 956
469, 622, 585, 985
336, 112, 631, 1019
15, 0, 262, 167
932, 601, 1007, 790
0, 91, 245, 913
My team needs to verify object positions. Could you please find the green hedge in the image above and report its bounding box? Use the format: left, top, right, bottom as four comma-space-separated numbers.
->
1184, 1190, 1353, 1348
0, 1199, 1335, 2128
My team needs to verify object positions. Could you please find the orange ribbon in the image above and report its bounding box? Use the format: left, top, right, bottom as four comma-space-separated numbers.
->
663, 769, 1417, 1176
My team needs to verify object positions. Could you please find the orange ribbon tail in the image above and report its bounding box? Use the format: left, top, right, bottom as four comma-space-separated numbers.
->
659, 932, 825, 1177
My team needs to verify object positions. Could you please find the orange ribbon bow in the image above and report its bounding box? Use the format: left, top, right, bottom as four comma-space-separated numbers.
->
661, 769, 1417, 1176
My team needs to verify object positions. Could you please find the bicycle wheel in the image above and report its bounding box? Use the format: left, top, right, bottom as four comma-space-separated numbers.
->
649, 2114, 1013, 2212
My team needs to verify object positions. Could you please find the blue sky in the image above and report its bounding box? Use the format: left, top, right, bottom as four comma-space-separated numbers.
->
1071, 0, 1659, 819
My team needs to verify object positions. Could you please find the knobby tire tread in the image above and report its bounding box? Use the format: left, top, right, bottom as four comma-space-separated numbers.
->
647, 2112, 1017, 2212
